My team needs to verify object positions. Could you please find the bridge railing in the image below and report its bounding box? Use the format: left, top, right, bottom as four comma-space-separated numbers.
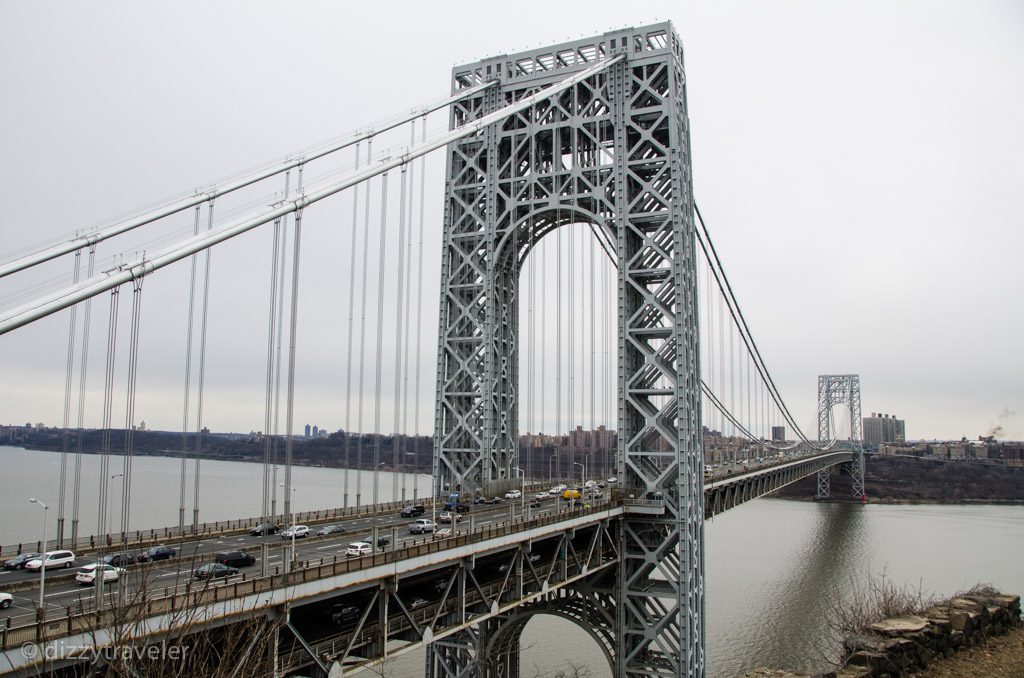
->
0, 480, 564, 559
0, 497, 620, 653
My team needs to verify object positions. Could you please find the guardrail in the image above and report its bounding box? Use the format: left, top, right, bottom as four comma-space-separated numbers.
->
0, 480, 565, 560
0, 497, 619, 653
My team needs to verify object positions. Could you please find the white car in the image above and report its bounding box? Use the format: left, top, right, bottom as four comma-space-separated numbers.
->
346, 542, 372, 557
280, 525, 310, 539
548, 484, 567, 495
25, 550, 76, 571
533, 492, 549, 500
76, 564, 124, 586
606, 476, 618, 484
0, 592, 11, 609
433, 528, 452, 539
504, 489, 522, 499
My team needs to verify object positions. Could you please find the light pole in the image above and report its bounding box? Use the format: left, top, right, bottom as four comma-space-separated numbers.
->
512, 466, 525, 519
28, 498, 48, 611
108, 473, 124, 542
279, 483, 297, 573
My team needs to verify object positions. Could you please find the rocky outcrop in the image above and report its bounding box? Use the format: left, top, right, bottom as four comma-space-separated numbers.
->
837, 592, 1022, 677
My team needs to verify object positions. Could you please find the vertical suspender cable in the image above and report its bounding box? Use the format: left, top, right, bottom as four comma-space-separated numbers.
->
57, 249, 82, 546
412, 120, 426, 499
355, 141, 373, 507
392, 164, 409, 502
261, 213, 282, 572
400, 123, 416, 501
540, 227, 547, 476
283, 165, 305, 530
192, 201, 215, 529
120, 277, 144, 542
70, 246, 95, 547
271, 170, 292, 519
555, 223, 562, 480
372, 172, 389, 506
344, 145, 361, 508
179, 205, 200, 533
94, 285, 120, 609
96, 287, 120, 546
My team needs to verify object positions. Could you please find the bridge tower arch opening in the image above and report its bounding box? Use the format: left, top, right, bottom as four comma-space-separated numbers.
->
432, 22, 706, 678
815, 374, 866, 499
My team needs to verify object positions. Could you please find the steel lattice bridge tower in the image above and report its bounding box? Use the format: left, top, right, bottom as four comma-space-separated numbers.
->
815, 374, 866, 499
432, 22, 705, 678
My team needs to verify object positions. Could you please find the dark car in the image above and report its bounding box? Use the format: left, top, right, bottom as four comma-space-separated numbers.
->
214, 551, 256, 568
363, 536, 391, 550
137, 546, 177, 562
329, 604, 361, 625
316, 524, 347, 537
399, 505, 426, 518
3, 552, 41, 570
194, 563, 238, 580
249, 523, 280, 536
483, 497, 502, 505
99, 552, 137, 567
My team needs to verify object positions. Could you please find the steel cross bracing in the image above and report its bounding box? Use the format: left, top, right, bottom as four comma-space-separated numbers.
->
815, 374, 866, 499
432, 22, 704, 678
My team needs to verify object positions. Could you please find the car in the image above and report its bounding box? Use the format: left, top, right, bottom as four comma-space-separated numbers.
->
409, 597, 429, 610
533, 492, 549, 501
437, 512, 463, 524
194, 563, 238, 580
483, 497, 502, 505
76, 564, 124, 586
606, 476, 617, 484
137, 546, 177, 562
548, 485, 567, 495
329, 604, 361, 625
528, 499, 541, 509
400, 505, 426, 518
584, 480, 598, 489
214, 551, 256, 568
25, 550, 76, 571
504, 489, 522, 499
98, 552, 137, 567
317, 524, 347, 537
249, 523, 280, 536
433, 528, 452, 539
0, 592, 11, 609
373, 536, 391, 549
473, 496, 488, 505
3, 552, 41, 570
409, 518, 436, 534
346, 542, 372, 557
280, 525, 310, 539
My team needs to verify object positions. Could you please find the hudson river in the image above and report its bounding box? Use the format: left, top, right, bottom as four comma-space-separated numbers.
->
2, 446, 1022, 676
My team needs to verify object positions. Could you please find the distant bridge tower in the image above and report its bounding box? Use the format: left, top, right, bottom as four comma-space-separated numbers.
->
815, 374, 865, 498
431, 21, 705, 678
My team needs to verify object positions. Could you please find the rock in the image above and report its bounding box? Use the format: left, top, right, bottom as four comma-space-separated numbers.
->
868, 616, 929, 635
835, 668, 872, 678
949, 608, 978, 635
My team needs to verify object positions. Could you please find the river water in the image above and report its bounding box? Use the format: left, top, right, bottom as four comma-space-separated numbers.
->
2, 445, 1022, 677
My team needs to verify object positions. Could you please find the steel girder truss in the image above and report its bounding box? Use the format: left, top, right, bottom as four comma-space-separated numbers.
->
815, 375, 866, 498
277, 522, 620, 676
705, 452, 854, 518
433, 22, 704, 678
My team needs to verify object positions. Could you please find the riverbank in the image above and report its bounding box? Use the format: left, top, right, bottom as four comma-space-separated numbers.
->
770, 454, 1024, 504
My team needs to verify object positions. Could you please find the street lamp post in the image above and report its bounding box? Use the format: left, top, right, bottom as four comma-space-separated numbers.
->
512, 466, 525, 519
573, 462, 586, 510
279, 483, 297, 573
28, 498, 48, 611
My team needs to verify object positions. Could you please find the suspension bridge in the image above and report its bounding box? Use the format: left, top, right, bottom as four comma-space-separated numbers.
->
0, 22, 867, 678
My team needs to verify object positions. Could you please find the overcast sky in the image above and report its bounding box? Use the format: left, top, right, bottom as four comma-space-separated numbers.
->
0, 1, 1021, 443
